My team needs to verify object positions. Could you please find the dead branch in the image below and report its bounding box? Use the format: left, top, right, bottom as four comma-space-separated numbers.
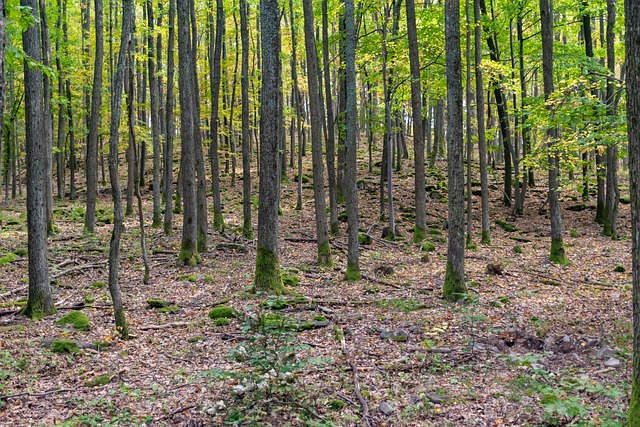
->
361, 273, 403, 289
0, 388, 74, 401
51, 261, 107, 280
216, 243, 248, 253
339, 330, 372, 427
0, 309, 21, 317
152, 249, 179, 255
139, 321, 189, 331
152, 405, 197, 423
0, 284, 28, 299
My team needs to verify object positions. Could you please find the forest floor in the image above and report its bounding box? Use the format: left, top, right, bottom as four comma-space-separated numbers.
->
0, 157, 633, 426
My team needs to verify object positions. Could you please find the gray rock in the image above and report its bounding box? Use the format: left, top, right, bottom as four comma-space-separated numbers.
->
379, 401, 394, 415
430, 347, 452, 354
426, 393, 449, 404
562, 334, 571, 343
380, 330, 409, 342
596, 346, 620, 359
604, 357, 621, 368
584, 337, 599, 348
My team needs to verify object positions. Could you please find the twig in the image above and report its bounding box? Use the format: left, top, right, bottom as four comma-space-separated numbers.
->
361, 273, 403, 289
52, 259, 76, 270
152, 405, 197, 423
152, 249, 179, 255
0, 388, 74, 402
0, 309, 21, 317
0, 284, 28, 299
336, 392, 357, 407
216, 243, 248, 253
339, 331, 372, 427
51, 261, 106, 279
139, 321, 189, 331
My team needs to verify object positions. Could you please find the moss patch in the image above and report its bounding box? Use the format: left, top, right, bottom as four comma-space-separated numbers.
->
209, 306, 235, 320
50, 339, 80, 354
214, 318, 230, 326
0, 253, 18, 267
177, 274, 198, 283
56, 311, 90, 331
254, 247, 284, 295
147, 299, 171, 308
421, 241, 436, 252
158, 305, 181, 314
496, 220, 517, 232
85, 374, 111, 387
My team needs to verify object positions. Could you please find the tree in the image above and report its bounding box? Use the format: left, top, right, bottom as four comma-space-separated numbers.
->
177, 0, 200, 266
147, 0, 162, 228
38, 0, 53, 234
0, 0, 5, 200
209, 0, 225, 232
254, 0, 284, 294
626, 0, 640, 422
163, 0, 176, 236
540, 0, 567, 265
85, 0, 104, 234
240, 0, 252, 240
442, 0, 466, 301
405, 0, 427, 243
322, 0, 338, 235
21, 0, 55, 319
301, 0, 332, 266
344, 0, 360, 281
107, 0, 134, 339
603, 0, 618, 239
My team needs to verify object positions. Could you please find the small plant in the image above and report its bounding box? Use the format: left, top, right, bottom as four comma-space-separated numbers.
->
358, 233, 372, 245
56, 311, 90, 331
329, 399, 345, 410
92, 281, 105, 288
421, 241, 436, 252
281, 272, 299, 287
13, 248, 27, 257
0, 253, 18, 267
85, 374, 111, 387
513, 245, 523, 254
614, 265, 626, 273
570, 228, 578, 238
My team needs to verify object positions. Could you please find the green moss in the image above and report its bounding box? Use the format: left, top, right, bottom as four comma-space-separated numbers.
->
178, 240, 201, 267
177, 274, 198, 283
313, 315, 327, 322
421, 241, 436, 252
549, 237, 569, 265
513, 245, 523, 254
345, 263, 361, 282
338, 211, 348, 222
243, 222, 254, 240
50, 339, 80, 354
481, 231, 491, 245
570, 228, 578, 238
374, 298, 425, 312
254, 247, 284, 295
329, 399, 345, 411
442, 261, 466, 301
13, 248, 27, 257
56, 311, 90, 331
496, 220, 517, 232
22, 298, 56, 320
147, 299, 170, 308
282, 272, 299, 287
197, 230, 207, 253
0, 253, 18, 266
188, 336, 205, 343
92, 281, 106, 288
359, 233, 373, 245
94, 341, 111, 350
212, 212, 224, 231
85, 374, 111, 387
214, 317, 230, 326
429, 228, 443, 236
209, 306, 235, 319
413, 226, 426, 243
330, 221, 339, 236
158, 305, 181, 314
84, 295, 95, 304
614, 265, 626, 273
317, 241, 333, 267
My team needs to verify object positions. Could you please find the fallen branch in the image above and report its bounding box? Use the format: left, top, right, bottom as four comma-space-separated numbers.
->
361, 273, 403, 289
340, 331, 372, 427
216, 243, 248, 253
52, 259, 76, 270
152, 405, 197, 424
51, 261, 106, 280
139, 321, 189, 331
0, 309, 21, 317
0, 284, 28, 299
152, 249, 179, 255
0, 388, 74, 402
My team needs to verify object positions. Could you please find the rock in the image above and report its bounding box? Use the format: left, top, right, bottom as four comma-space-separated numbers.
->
380, 330, 409, 342
604, 357, 621, 368
596, 346, 620, 359
524, 337, 545, 350
379, 401, 394, 415
430, 347, 452, 353
426, 393, 449, 404
561, 334, 571, 343
530, 363, 546, 371
584, 337, 599, 348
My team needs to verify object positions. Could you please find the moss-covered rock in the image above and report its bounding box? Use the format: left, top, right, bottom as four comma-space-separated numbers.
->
56, 311, 90, 331
94, 341, 112, 350
329, 399, 345, 410
85, 374, 111, 387
214, 318, 230, 326
158, 305, 181, 314
147, 299, 171, 308
421, 241, 436, 252
50, 339, 80, 354
177, 273, 198, 283
496, 219, 517, 232
282, 272, 300, 287
209, 306, 235, 320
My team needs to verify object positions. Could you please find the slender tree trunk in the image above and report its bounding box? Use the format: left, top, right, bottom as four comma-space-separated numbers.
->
55, 0, 65, 200
177, 0, 200, 266
39, 0, 54, 233
443, 0, 467, 301
254, 0, 284, 294
603, 0, 618, 238
344, 0, 360, 281
229, 14, 239, 186
302, 0, 332, 266
164, 0, 176, 235
209, 0, 225, 231
147, 0, 162, 228
406, 0, 426, 243
85, 0, 104, 234
125, 29, 136, 216
240, 0, 252, 239
625, 0, 640, 422
540, 0, 567, 265
0, 0, 5, 203
322, 0, 338, 235
465, 0, 473, 244
581, 1, 594, 202
22, 0, 55, 319
107, 0, 133, 339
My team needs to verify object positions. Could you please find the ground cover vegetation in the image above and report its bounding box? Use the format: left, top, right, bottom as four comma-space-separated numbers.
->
1, 0, 640, 424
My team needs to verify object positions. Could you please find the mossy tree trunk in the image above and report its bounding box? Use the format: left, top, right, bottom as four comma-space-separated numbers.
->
443, 0, 467, 302
254, 0, 283, 295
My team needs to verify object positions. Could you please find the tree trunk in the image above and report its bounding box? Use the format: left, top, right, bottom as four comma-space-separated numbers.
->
107, 0, 133, 339
465, 0, 473, 245
39, 0, 54, 233
406, 0, 426, 243
540, 0, 567, 265
147, 0, 162, 228
209, 0, 225, 231
443, 0, 466, 301
322, 0, 338, 235
177, 0, 200, 266
21, 0, 55, 319
625, 0, 640, 422
0, 0, 5, 203
163, 0, 176, 235
85, 0, 104, 234
240, 0, 252, 239
254, 0, 284, 294
344, 0, 360, 281
581, 1, 594, 202
55, 0, 65, 200
603, 0, 618, 238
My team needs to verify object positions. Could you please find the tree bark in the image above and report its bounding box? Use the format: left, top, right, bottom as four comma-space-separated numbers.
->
85, 0, 104, 234
603, 0, 618, 238
164, 0, 176, 235
0, 0, 5, 203
240, 0, 252, 239
39, 0, 54, 233
443, 0, 466, 301
209, 0, 225, 231
540, 0, 567, 265
322, 0, 338, 235
254, 0, 283, 294
147, 0, 162, 228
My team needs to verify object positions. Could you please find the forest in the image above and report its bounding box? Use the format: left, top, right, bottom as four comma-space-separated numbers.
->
1, 0, 640, 424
